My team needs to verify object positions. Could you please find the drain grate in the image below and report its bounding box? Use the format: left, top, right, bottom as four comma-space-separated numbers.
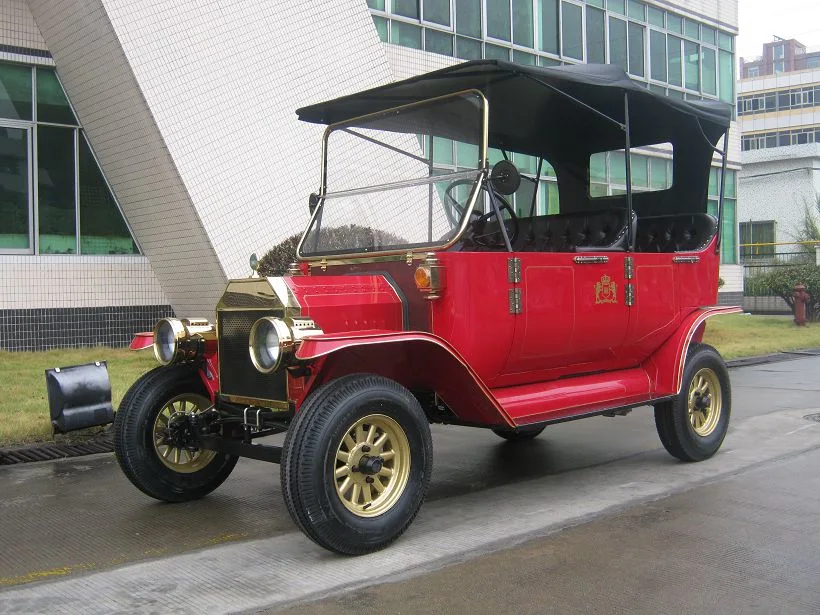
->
0, 437, 113, 465
803, 413, 820, 423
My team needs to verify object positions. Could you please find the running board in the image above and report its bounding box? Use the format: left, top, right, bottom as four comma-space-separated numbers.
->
492, 367, 654, 427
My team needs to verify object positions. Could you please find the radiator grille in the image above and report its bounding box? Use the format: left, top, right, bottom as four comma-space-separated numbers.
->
218, 310, 287, 403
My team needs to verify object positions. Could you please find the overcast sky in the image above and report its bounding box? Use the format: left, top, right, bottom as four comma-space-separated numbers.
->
737, 0, 820, 60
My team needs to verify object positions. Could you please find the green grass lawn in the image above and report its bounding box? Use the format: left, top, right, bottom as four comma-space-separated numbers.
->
1, 314, 819, 447
0, 347, 156, 447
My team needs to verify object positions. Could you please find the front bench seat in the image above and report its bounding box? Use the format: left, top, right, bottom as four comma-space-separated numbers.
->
518, 208, 634, 252
634, 213, 718, 253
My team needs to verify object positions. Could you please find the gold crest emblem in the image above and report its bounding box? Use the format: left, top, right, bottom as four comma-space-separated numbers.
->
595, 274, 617, 304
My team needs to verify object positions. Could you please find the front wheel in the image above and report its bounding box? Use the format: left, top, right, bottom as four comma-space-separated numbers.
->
654, 344, 731, 462
281, 374, 433, 555
114, 366, 238, 502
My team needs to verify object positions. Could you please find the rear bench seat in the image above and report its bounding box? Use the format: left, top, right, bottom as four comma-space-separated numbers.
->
634, 213, 717, 253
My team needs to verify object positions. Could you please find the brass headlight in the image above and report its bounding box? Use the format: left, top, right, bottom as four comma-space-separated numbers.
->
249, 317, 295, 373
153, 318, 187, 365
153, 317, 214, 366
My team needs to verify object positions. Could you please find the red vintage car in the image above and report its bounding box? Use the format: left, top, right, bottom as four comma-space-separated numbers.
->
112, 60, 739, 555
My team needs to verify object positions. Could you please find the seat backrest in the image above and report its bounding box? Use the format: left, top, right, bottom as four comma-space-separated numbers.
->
516, 208, 632, 252
634, 213, 717, 253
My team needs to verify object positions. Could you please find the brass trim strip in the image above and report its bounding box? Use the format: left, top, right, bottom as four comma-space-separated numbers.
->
574, 255, 609, 264
221, 394, 290, 411
673, 256, 700, 263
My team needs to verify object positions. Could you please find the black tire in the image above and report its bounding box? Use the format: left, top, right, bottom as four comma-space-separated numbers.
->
654, 344, 731, 462
491, 424, 546, 441
280, 374, 433, 555
114, 366, 238, 502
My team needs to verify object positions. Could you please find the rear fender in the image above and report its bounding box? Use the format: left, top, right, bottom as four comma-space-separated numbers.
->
294, 331, 515, 427
643, 305, 741, 398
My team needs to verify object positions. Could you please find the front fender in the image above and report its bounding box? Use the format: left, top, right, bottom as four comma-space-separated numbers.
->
643, 305, 741, 398
295, 331, 515, 427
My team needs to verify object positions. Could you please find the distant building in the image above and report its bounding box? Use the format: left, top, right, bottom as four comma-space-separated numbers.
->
737, 38, 820, 260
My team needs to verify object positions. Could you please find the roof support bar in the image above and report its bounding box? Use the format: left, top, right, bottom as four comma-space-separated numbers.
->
522, 74, 626, 131
693, 118, 729, 255
623, 92, 633, 252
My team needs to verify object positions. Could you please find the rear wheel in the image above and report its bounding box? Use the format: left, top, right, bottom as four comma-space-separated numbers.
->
491, 424, 546, 441
654, 344, 730, 462
114, 366, 237, 502
281, 374, 432, 555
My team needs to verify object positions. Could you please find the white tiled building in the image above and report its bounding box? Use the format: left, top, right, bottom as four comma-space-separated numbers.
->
0, 0, 741, 350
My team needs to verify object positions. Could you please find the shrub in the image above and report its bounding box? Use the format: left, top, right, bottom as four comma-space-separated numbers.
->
749, 264, 820, 321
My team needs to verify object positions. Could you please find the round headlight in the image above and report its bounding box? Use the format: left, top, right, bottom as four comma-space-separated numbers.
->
249, 317, 294, 373
153, 318, 186, 365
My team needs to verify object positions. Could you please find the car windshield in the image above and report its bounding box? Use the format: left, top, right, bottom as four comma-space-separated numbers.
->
299, 91, 487, 257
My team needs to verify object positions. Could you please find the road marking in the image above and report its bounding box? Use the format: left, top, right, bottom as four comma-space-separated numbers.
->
2, 409, 820, 615
785, 423, 817, 436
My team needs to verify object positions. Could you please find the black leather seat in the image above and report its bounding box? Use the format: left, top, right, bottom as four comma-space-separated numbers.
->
516, 209, 633, 252
634, 213, 717, 253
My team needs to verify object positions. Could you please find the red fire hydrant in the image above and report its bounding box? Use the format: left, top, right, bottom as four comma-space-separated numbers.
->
792, 283, 810, 326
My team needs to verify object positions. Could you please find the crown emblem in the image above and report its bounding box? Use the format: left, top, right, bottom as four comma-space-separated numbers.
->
595, 274, 617, 304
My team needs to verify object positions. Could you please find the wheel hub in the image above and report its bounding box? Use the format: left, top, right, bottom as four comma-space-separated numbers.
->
357, 455, 384, 475
152, 393, 217, 473
688, 368, 722, 437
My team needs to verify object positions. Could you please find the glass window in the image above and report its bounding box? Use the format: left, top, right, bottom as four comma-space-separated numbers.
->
0, 127, 30, 250
539, 55, 561, 67
0, 63, 32, 121
586, 0, 603, 6
537, 0, 559, 54
456, 36, 482, 59
590, 152, 607, 182
683, 18, 698, 39
487, 0, 511, 41
513, 49, 537, 65
37, 126, 76, 254
630, 153, 648, 187
485, 43, 510, 60
609, 17, 628, 72
684, 40, 699, 90
628, 22, 645, 77
456, 0, 481, 37
391, 21, 422, 48
702, 47, 716, 96
512, 0, 534, 47
367, 0, 385, 9
79, 137, 137, 254
423, 0, 450, 25
586, 7, 606, 64
426, 29, 454, 55
649, 156, 669, 189
700, 25, 716, 45
609, 150, 626, 185
608, 0, 625, 15
647, 5, 664, 28
650, 30, 667, 81
718, 31, 733, 51
432, 136, 455, 165
561, 2, 583, 60
456, 141, 479, 167
627, 0, 645, 21
373, 16, 388, 41
725, 169, 736, 198
722, 198, 736, 264
667, 13, 682, 35
393, 0, 419, 18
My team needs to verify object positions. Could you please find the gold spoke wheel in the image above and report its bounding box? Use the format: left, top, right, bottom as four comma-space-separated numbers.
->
333, 414, 411, 517
687, 368, 722, 437
152, 393, 216, 473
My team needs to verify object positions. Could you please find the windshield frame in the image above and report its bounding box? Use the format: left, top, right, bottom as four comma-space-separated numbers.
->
296, 89, 489, 262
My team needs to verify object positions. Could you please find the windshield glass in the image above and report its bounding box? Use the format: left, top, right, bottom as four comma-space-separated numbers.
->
299, 91, 486, 257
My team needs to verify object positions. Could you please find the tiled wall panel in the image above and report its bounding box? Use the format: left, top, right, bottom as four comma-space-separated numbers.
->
0, 0, 45, 50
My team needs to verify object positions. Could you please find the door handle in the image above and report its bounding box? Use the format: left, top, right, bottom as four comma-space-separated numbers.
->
672, 256, 700, 263
573, 255, 609, 264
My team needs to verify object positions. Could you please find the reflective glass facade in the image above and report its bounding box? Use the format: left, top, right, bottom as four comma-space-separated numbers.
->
0, 62, 138, 255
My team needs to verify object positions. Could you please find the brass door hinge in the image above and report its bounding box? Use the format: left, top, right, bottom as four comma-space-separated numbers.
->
509, 288, 522, 314
624, 256, 634, 280
507, 257, 521, 283
625, 283, 635, 306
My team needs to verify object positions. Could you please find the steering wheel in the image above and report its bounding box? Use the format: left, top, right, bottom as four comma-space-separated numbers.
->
471, 196, 519, 248
444, 179, 483, 221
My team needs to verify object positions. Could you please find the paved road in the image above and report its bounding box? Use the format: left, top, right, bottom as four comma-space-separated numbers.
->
0, 356, 819, 613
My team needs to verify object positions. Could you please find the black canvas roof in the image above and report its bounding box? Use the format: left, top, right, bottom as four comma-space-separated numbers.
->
297, 60, 732, 160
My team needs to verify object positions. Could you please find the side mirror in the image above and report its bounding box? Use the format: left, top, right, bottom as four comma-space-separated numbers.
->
489, 160, 521, 196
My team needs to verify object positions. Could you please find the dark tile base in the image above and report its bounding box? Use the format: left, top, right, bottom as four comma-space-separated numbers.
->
717, 291, 744, 307
0, 305, 175, 351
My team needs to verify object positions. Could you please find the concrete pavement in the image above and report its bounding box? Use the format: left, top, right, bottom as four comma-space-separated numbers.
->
1, 356, 819, 612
